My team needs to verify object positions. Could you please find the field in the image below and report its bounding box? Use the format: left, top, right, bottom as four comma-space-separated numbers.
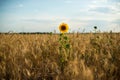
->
0, 33, 120, 80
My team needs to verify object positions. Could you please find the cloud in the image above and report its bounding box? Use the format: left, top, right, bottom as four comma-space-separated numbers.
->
21, 12, 120, 32
92, 0, 108, 3
107, 23, 120, 32
67, 18, 120, 32
111, 19, 120, 24
89, 7, 114, 13
109, 0, 120, 3
87, 0, 120, 17
24, 19, 54, 23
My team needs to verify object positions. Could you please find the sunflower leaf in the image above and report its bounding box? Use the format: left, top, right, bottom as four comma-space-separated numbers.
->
60, 33, 63, 36
63, 36, 68, 40
65, 44, 70, 49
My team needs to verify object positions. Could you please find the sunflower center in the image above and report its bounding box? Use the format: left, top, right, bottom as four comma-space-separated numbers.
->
61, 26, 66, 31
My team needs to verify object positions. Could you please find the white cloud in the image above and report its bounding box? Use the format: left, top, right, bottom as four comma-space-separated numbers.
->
89, 0, 120, 13
84, 0, 120, 22
93, 0, 108, 3
107, 23, 120, 32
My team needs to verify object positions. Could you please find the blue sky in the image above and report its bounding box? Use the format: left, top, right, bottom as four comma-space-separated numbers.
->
0, 0, 120, 33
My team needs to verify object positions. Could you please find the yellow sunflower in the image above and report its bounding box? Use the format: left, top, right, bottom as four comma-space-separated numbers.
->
59, 23, 69, 33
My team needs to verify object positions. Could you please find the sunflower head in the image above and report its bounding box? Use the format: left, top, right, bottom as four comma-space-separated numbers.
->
94, 26, 97, 29
59, 23, 69, 33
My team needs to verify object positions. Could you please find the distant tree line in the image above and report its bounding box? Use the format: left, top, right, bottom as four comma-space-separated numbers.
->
0, 32, 54, 34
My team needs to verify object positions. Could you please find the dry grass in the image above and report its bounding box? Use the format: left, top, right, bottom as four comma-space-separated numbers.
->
0, 33, 120, 80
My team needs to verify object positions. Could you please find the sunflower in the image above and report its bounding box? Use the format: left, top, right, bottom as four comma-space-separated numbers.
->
59, 23, 69, 33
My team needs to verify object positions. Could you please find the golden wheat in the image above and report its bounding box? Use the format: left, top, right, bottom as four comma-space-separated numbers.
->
0, 33, 120, 80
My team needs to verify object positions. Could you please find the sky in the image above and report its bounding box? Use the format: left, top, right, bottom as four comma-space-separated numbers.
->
0, 0, 120, 33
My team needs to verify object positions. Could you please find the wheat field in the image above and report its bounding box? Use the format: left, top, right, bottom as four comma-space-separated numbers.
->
0, 33, 120, 80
